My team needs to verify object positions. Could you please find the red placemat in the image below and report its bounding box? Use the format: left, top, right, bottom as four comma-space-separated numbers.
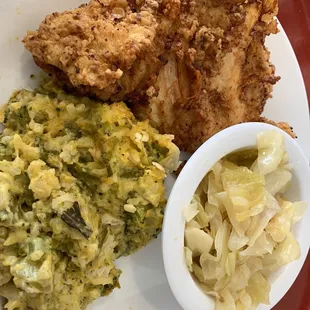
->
275, 1, 310, 309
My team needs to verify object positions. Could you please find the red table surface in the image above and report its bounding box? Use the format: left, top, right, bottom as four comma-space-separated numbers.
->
275, 1, 310, 310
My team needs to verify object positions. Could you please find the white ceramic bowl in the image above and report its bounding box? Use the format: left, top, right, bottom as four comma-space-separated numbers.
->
162, 122, 310, 310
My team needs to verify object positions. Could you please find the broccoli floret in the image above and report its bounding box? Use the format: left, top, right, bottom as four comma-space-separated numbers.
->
123, 205, 164, 254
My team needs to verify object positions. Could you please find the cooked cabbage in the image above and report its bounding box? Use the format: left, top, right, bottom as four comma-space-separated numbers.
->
262, 232, 301, 274
228, 228, 248, 252
246, 192, 280, 246
215, 289, 236, 310
183, 130, 306, 310
247, 272, 270, 306
221, 162, 266, 221
265, 169, 292, 196
185, 228, 213, 257
183, 202, 199, 222
184, 247, 193, 272
255, 131, 285, 175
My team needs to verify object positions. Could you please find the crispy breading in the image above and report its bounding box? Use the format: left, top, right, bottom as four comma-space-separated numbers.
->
129, 0, 281, 151
24, 0, 289, 152
260, 117, 296, 138
23, 0, 178, 101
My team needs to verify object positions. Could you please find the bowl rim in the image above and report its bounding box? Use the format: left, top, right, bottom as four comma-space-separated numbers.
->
162, 122, 310, 310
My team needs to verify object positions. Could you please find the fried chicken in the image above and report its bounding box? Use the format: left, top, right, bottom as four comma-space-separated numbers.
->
24, 0, 291, 152
23, 0, 181, 101
129, 0, 283, 151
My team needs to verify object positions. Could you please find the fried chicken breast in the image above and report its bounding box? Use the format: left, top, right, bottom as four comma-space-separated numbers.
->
129, 0, 282, 151
24, 0, 290, 152
23, 0, 178, 101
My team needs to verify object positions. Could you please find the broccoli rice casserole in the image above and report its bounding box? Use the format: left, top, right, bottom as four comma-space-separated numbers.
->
0, 82, 179, 310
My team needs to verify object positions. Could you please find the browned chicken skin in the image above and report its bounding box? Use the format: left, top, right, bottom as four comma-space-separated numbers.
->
23, 0, 294, 152
24, 0, 178, 101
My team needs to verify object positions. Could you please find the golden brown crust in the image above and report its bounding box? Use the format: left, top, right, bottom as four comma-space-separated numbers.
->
23, 0, 283, 152
131, 0, 281, 152
259, 117, 297, 138
23, 0, 178, 101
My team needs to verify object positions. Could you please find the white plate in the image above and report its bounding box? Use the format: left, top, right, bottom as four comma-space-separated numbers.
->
0, 1, 309, 310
